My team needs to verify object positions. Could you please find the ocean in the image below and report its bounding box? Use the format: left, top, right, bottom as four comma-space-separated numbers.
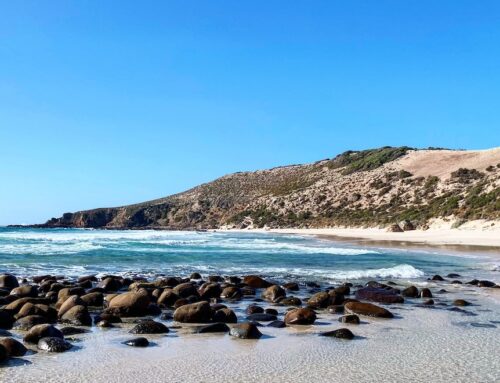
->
0, 227, 497, 283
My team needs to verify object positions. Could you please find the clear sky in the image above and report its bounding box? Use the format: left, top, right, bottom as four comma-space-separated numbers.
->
1, 1, 499, 225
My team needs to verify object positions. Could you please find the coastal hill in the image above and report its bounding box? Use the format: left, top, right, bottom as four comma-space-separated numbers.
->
37, 147, 500, 230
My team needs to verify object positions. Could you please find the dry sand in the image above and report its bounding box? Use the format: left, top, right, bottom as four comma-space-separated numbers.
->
230, 219, 500, 250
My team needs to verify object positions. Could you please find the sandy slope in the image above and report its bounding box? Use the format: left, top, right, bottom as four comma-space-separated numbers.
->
390, 147, 500, 179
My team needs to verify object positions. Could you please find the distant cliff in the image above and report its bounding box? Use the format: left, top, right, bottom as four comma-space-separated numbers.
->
36, 146, 500, 230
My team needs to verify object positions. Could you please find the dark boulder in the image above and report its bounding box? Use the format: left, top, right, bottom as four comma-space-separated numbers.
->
0, 337, 27, 357
283, 282, 299, 291
355, 287, 404, 304
24, 324, 63, 344
267, 320, 286, 328
60, 326, 89, 336
0, 274, 19, 290
420, 288, 433, 298
247, 313, 277, 321
129, 320, 169, 334
243, 275, 271, 289
229, 322, 263, 339
195, 323, 230, 333
402, 286, 419, 298
280, 297, 302, 306
339, 314, 360, 324
319, 328, 354, 340
453, 299, 471, 306
13, 315, 49, 330
344, 302, 393, 318
123, 337, 149, 347
37, 337, 72, 352
213, 308, 237, 323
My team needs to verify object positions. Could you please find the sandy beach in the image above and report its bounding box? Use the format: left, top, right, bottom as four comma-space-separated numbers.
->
228, 219, 500, 250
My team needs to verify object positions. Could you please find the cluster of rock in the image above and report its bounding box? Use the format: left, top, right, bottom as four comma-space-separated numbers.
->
0, 271, 496, 364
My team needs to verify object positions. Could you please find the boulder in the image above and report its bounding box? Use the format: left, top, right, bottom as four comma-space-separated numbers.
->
453, 299, 471, 306
81, 292, 104, 306
402, 286, 419, 298
198, 283, 222, 299
173, 283, 198, 298
387, 224, 403, 232
267, 320, 286, 328
344, 302, 393, 318
339, 314, 360, 324
420, 288, 433, 298
0, 337, 27, 357
355, 287, 404, 304
307, 291, 331, 309
246, 305, 264, 315
284, 308, 317, 325
243, 275, 271, 289
10, 285, 38, 298
195, 323, 230, 333
261, 285, 286, 302
0, 310, 15, 329
247, 313, 277, 321
478, 280, 496, 288
58, 295, 85, 318
431, 275, 445, 281
319, 328, 354, 339
13, 315, 49, 330
37, 337, 72, 352
60, 327, 89, 336
229, 322, 262, 339
0, 345, 7, 362
283, 282, 299, 291
173, 301, 212, 323
190, 272, 202, 280
129, 320, 169, 334
0, 274, 19, 290
24, 324, 63, 344
61, 305, 92, 326
213, 308, 237, 323
280, 297, 302, 306
123, 337, 149, 347
16, 303, 57, 322
221, 286, 242, 300
157, 289, 179, 306
98, 277, 123, 292
108, 289, 150, 317
400, 220, 415, 231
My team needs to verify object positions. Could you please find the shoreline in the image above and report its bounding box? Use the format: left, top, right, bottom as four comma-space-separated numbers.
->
225, 225, 500, 252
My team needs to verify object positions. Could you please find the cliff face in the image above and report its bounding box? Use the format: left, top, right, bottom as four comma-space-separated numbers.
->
39, 147, 500, 230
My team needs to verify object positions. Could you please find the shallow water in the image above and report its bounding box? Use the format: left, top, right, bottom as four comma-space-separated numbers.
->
0, 228, 499, 382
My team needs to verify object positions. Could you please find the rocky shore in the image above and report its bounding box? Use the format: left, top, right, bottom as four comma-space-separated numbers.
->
0, 271, 498, 369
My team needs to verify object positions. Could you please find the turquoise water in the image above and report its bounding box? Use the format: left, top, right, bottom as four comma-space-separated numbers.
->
0, 227, 497, 283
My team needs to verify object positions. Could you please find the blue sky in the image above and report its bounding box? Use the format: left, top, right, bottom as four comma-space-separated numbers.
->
1, 1, 499, 225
